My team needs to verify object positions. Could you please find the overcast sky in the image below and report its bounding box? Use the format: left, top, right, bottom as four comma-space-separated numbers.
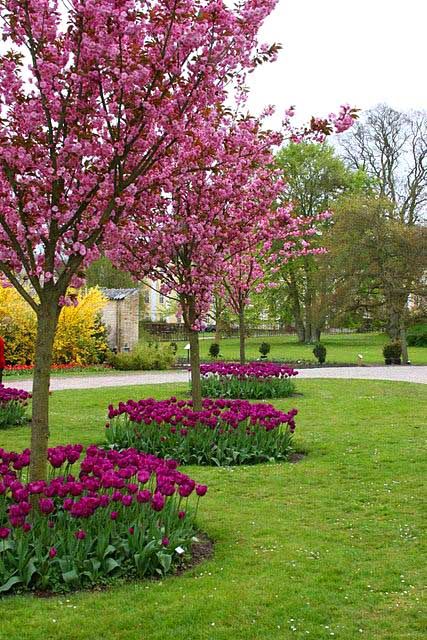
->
247, 0, 427, 124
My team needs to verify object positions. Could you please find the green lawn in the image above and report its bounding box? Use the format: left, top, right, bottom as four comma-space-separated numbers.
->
0, 380, 425, 640
198, 332, 427, 365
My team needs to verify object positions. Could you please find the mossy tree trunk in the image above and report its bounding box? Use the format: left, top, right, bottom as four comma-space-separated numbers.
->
182, 295, 202, 411
30, 298, 60, 482
238, 301, 246, 365
188, 328, 202, 410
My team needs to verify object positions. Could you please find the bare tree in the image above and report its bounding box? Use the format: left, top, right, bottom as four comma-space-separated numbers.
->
340, 105, 427, 224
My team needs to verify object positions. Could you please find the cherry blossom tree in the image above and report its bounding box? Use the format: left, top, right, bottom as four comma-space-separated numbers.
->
0, 0, 280, 481
114, 107, 357, 408
111, 113, 285, 408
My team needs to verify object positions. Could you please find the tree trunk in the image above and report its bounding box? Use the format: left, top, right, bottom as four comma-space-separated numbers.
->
238, 303, 246, 365
288, 271, 305, 343
30, 301, 59, 483
311, 326, 321, 343
188, 328, 202, 411
215, 297, 224, 343
387, 308, 400, 341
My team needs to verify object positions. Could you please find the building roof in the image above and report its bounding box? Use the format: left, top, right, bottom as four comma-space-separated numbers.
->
101, 288, 139, 301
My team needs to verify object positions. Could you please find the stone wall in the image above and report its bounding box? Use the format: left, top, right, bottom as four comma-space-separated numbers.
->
102, 301, 118, 348
117, 292, 139, 351
101, 291, 139, 351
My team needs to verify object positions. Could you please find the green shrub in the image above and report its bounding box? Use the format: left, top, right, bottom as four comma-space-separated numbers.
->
313, 342, 327, 364
259, 342, 271, 358
209, 343, 221, 358
406, 323, 427, 347
108, 342, 176, 370
383, 342, 402, 363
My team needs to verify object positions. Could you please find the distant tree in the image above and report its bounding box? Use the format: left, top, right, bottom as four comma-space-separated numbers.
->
331, 195, 427, 362
269, 142, 361, 343
86, 256, 135, 289
339, 104, 427, 224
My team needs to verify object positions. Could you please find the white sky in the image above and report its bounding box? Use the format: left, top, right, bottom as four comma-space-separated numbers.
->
247, 0, 427, 124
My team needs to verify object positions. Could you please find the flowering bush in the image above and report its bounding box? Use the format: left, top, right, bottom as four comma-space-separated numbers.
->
200, 362, 298, 399
0, 286, 108, 366
0, 445, 206, 593
0, 385, 31, 429
106, 397, 297, 466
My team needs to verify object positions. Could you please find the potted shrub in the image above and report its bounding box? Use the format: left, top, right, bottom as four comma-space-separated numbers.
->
313, 342, 327, 365
259, 342, 271, 360
209, 342, 221, 359
383, 341, 402, 365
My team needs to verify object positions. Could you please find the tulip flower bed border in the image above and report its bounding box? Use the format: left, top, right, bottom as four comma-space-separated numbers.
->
106, 397, 297, 466
0, 445, 207, 594
0, 385, 31, 429
200, 362, 298, 399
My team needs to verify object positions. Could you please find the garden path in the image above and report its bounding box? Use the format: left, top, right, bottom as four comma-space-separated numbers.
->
4, 365, 427, 392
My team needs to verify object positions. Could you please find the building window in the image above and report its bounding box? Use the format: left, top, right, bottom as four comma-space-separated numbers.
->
159, 294, 164, 304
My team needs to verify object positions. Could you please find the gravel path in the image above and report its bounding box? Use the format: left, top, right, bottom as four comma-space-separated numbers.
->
4, 365, 427, 392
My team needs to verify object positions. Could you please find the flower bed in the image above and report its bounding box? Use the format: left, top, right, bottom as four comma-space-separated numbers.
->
106, 397, 297, 466
0, 385, 31, 429
0, 445, 206, 593
200, 362, 298, 399
3, 363, 111, 376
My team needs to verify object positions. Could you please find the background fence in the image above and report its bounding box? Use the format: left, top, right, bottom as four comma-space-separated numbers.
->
140, 321, 365, 342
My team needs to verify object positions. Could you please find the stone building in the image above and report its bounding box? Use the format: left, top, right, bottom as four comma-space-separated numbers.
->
101, 288, 140, 352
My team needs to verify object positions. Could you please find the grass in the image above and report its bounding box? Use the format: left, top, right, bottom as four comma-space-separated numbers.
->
198, 332, 427, 365
0, 379, 426, 639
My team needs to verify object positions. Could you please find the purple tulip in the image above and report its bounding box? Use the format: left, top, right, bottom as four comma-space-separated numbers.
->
151, 492, 165, 512
74, 529, 86, 540
39, 498, 55, 515
196, 484, 208, 497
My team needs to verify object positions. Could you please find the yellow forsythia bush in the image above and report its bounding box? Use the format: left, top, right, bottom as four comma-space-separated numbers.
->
0, 286, 36, 364
0, 286, 108, 365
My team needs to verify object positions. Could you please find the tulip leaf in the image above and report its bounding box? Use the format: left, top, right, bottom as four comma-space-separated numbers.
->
0, 576, 22, 593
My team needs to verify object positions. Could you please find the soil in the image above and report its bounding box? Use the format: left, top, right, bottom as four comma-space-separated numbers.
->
288, 452, 306, 464
175, 533, 214, 575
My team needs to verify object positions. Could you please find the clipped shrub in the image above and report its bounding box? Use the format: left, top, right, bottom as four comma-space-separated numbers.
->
106, 397, 297, 466
0, 286, 109, 365
200, 362, 298, 399
0, 445, 206, 594
313, 342, 327, 364
259, 342, 271, 359
406, 323, 427, 347
0, 385, 31, 429
108, 342, 176, 371
383, 341, 402, 364
169, 342, 178, 355
208, 342, 221, 359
